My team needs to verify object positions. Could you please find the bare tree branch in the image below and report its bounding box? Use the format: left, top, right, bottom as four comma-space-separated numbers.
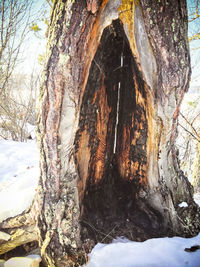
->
180, 112, 200, 139
178, 122, 200, 143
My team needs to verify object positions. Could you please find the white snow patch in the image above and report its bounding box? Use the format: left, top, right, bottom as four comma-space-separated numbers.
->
85, 234, 200, 267
0, 140, 39, 223
26, 123, 36, 139
178, 202, 188, 208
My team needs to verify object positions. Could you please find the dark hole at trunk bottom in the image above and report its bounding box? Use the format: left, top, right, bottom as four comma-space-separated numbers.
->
81, 157, 164, 245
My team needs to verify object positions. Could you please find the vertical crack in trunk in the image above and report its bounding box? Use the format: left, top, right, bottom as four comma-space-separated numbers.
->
113, 52, 123, 154
74, 19, 163, 246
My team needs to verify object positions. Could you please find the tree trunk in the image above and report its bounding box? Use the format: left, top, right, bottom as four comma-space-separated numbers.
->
37, 0, 200, 266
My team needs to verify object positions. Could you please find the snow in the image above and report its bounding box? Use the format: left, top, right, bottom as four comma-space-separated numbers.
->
26, 123, 37, 140
0, 140, 200, 266
0, 140, 39, 223
178, 202, 188, 208
4, 255, 41, 267
85, 235, 200, 267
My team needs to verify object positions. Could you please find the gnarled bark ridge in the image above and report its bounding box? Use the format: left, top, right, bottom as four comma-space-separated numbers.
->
37, 0, 200, 266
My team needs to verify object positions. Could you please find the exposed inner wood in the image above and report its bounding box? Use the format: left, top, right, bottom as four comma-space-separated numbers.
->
75, 20, 163, 244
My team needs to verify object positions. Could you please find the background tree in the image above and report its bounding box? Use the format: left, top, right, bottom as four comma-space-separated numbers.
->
188, 0, 200, 42
188, 0, 200, 193
177, 96, 200, 192
0, 0, 49, 141
0, 72, 39, 141
0, 0, 35, 141
0, 0, 33, 93
36, 0, 200, 266
176, 0, 200, 192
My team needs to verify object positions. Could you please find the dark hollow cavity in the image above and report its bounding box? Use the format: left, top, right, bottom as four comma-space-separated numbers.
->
75, 19, 163, 245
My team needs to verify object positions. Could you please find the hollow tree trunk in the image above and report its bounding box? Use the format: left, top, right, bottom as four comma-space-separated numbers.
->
37, 0, 200, 266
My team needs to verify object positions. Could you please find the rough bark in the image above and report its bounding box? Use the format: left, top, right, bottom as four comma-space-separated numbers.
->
0, 210, 37, 255
37, 0, 200, 266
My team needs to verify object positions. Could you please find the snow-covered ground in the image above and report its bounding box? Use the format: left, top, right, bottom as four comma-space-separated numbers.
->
0, 140, 200, 266
0, 140, 39, 223
85, 234, 200, 267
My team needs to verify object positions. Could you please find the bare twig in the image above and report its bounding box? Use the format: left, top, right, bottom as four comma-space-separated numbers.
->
178, 122, 200, 143
180, 112, 200, 139
82, 220, 115, 240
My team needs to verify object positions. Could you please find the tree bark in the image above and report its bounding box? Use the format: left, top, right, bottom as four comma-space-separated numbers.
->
37, 0, 200, 266
0, 209, 37, 255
